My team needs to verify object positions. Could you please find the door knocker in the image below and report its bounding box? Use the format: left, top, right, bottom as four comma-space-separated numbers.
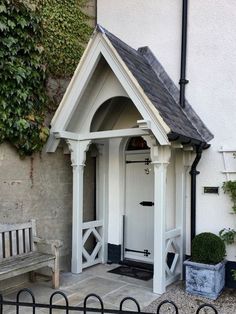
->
144, 167, 151, 175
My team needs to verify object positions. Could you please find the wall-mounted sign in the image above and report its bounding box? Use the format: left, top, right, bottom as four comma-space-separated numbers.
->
203, 186, 219, 194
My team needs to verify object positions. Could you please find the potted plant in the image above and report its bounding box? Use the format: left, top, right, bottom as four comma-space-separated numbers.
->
219, 180, 236, 288
184, 232, 226, 300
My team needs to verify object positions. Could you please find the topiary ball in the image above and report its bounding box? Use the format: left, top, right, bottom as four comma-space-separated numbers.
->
192, 232, 226, 265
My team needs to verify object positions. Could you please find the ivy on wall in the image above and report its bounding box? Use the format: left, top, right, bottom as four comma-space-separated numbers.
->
40, 0, 93, 77
0, 0, 49, 156
0, 0, 94, 156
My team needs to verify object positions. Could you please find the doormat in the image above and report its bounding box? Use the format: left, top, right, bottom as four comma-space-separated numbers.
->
108, 265, 153, 281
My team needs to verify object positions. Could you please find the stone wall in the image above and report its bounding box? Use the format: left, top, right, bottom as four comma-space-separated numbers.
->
0, 143, 72, 291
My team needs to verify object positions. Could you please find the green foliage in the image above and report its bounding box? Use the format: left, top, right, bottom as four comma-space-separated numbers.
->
222, 180, 236, 213
232, 270, 236, 280
219, 228, 236, 245
0, 0, 49, 156
1, 0, 93, 155
192, 232, 226, 265
40, 0, 93, 77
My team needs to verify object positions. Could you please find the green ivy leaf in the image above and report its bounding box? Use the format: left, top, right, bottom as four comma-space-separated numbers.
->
0, 21, 8, 31
0, 4, 7, 13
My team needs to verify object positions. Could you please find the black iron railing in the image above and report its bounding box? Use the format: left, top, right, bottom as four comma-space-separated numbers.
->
0, 288, 218, 313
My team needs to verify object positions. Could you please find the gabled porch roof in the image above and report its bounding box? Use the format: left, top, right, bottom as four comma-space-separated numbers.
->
47, 25, 213, 152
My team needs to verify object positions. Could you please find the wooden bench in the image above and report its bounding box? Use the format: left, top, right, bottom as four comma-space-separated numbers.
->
0, 220, 62, 289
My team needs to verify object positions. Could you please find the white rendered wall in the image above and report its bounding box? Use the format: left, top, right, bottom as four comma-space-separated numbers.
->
97, 0, 236, 260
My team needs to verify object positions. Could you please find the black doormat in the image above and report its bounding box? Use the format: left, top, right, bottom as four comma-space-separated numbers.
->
120, 259, 153, 271
108, 265, 153, 281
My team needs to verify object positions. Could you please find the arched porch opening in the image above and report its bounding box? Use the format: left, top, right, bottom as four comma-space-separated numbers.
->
90, 96, 143, 132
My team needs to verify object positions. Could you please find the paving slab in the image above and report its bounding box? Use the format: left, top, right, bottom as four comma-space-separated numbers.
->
65, 276, 128, 298
5, 281, 71, 304
103, 284, 158, 310
60, 271, 93, 289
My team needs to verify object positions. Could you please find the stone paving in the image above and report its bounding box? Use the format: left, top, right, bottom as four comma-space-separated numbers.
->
2, 264, 236, 313
1, 264, 158, 313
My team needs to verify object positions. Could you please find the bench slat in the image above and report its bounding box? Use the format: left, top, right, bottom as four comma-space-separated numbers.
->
11, 230, 17, 256
18, 229, 24, 255
0, 252, 55, 274
4, 232, 10, 258
0, 222, 33, 233
25, 228, 30, 253
0, 234, 2, 259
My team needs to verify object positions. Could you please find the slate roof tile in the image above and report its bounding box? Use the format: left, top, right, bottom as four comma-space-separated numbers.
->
97, 25, 213, 143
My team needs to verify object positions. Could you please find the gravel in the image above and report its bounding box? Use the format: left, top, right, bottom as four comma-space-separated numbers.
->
144, 281, 236, 313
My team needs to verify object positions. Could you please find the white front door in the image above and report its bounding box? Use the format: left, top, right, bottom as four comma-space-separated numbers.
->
124, 153, 154, 263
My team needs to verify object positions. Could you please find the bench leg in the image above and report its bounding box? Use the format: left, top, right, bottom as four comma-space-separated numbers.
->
51, 245, 60, 289
52, 269, 59, 289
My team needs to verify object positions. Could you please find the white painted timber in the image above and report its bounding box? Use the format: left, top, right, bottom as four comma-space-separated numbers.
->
151, 145, 171, 294
67, 140, 91, 273
82, 220, 103, 268
54, 128, 149, 141
99, 41, 170, 144
219, 147, 236, 181
108, 138, 124, 245
47, 29, 171, 153
175, 151, 186, 280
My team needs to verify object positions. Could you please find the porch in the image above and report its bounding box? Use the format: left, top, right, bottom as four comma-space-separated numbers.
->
46, 25, 213, 296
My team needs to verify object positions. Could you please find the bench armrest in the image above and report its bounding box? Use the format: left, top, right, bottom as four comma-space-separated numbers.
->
33, 237, 63, 249
33, 236, 62, 289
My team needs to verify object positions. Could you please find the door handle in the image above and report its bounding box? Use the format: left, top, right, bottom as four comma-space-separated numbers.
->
139, 201, 154, 206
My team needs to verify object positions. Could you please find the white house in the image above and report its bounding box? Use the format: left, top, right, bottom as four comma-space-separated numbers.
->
47, 1, 236, 294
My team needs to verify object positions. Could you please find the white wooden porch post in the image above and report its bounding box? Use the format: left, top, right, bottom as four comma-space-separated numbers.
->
151, 144, 171, 294
108, 138, 123, 246
175, 150, 185, 279
67, 139, 91, 273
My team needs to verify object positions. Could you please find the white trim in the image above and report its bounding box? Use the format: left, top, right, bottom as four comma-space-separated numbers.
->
97, 142, 109, 263
47, 30, 171, 152
150, 145, 171, 294
82, 220, 103, 229
165, 228, 181, 240
54, 128, 149, 141
219, 146, 236, 180
165, 274, 181, 286
219, 148, 236, 152
100, 38, 170, 144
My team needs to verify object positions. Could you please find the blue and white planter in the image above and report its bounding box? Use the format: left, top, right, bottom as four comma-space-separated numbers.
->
184, 259, 226, 300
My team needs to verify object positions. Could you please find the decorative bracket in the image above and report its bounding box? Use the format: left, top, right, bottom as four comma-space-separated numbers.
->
142, 135, 171, 164
66, 139, 91, 167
